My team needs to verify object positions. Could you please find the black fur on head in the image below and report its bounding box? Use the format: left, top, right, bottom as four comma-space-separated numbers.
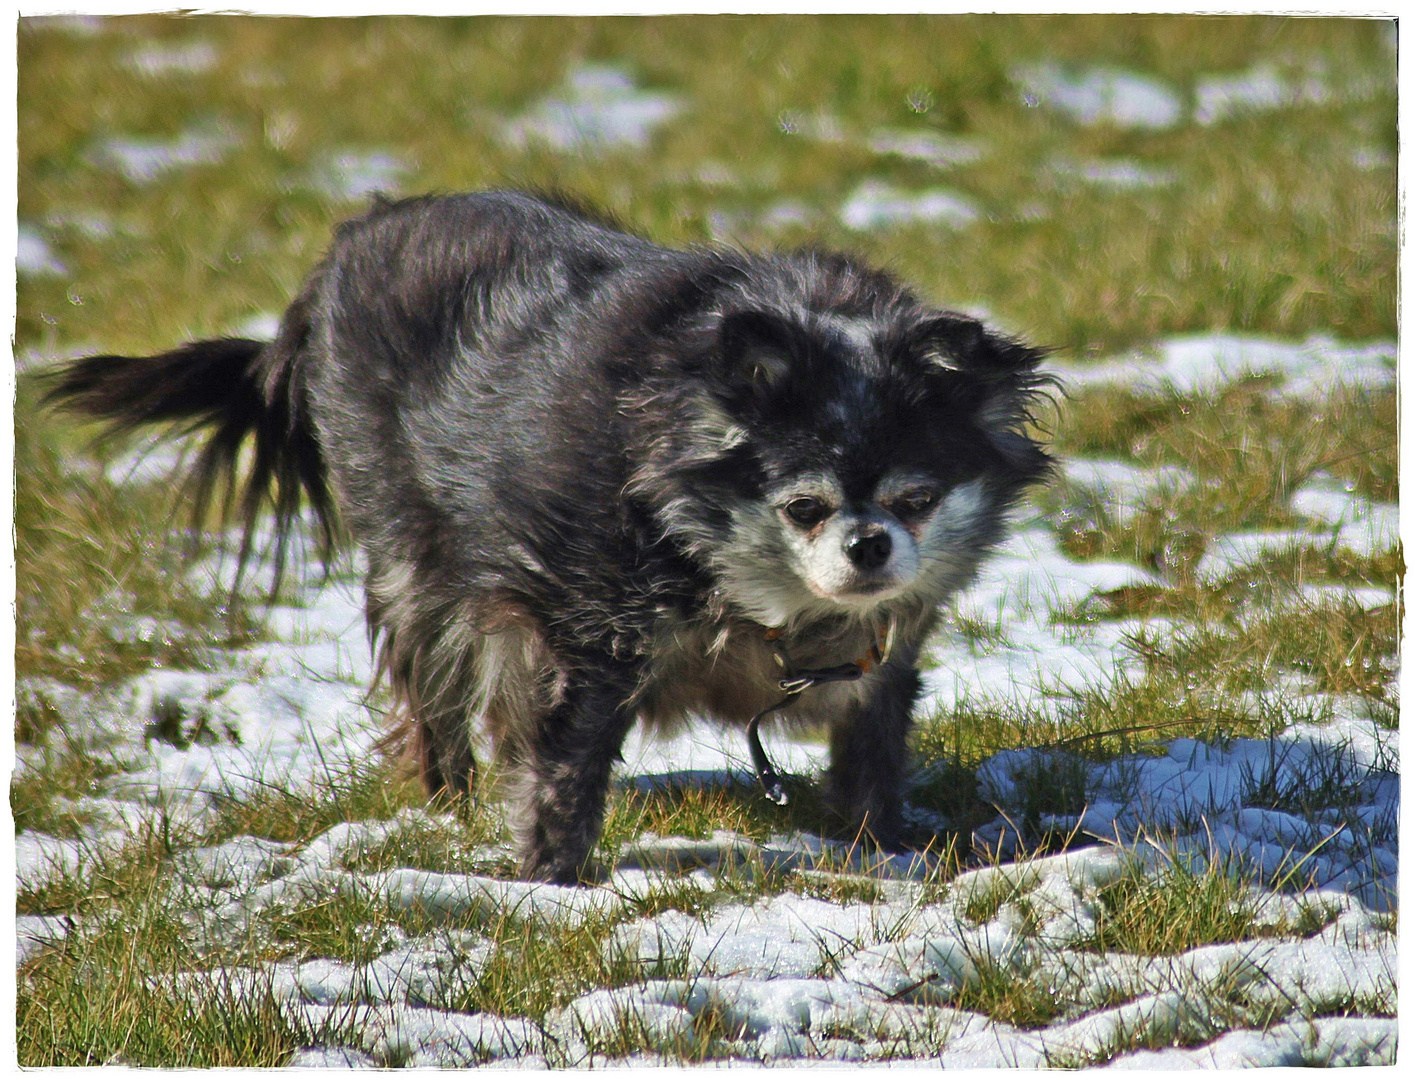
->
620, 255, 1052, 630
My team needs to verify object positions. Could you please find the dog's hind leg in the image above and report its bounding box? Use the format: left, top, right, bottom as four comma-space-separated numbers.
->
366, 557, 479, 797
507, 662, 640, 884
385, 637, 479, 798
414, 700, 477, 798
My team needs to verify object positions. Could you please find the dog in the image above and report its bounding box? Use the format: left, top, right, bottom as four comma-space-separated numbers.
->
48, 189, 1052, 883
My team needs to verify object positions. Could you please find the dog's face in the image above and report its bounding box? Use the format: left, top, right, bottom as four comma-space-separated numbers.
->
655, 299, 1051, 628
762, 467, 978, 609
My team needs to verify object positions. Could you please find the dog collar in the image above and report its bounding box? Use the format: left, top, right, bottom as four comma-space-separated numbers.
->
746, 614, 898, 805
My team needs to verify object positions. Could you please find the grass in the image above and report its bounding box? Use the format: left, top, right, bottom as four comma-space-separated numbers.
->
958, 866, 1041, 926
1055, 379, 1397, 505
14, 386, 265, 698
20, 949, 352, 1067
14, 11, 1398, 1069
15, 825, 345, 1067
951, 956, 1070, 1029
17, 15, 1394, 361
201, 758, 442, 848
1076, 847, 1325, 957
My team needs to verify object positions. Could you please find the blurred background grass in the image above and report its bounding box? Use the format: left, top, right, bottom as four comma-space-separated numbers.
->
17, 13, 1396, 363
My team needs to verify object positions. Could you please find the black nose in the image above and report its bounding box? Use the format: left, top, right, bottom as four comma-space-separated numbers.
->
845, 528, 892, 571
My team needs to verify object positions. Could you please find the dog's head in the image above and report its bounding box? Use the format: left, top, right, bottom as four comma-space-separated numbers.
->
631, 256, 1053, 628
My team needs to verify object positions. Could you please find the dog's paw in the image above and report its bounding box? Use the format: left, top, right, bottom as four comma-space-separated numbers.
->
520, 851, 603, 887
848, 805, 951, 856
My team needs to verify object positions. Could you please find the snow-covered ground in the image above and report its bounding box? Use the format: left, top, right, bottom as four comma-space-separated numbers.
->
13, 333, 1399, 1066
500, 63, 682, 154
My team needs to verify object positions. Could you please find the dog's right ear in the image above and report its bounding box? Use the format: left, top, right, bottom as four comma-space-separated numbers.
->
718, 310, 797, 394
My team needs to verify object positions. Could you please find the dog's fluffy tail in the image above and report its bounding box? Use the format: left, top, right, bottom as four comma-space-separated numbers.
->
44, 307, 337, 589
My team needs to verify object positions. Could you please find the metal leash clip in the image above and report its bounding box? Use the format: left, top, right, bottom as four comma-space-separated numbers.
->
746, 614, 898, 806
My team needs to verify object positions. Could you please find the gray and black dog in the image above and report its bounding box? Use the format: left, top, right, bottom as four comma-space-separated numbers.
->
48, 190, 1051, 883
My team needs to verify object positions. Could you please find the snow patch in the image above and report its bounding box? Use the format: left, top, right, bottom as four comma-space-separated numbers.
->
122, 40, 218, 77
17, 225, 66, 276
839, 180, 980, 231
1054, 333, 1396, 399
1289, 481, 1398, 556
94, 128, 235, 184
1195, 63, 1330, 126
501, 64, 681, 153
867, 129, 987, 169
303, 151, 409, 202
1012, 62, 1183, 129
16, 914, 75, 966
1062, 459, 1196, 519
1049, 156, 1178, 189
923, 523, 1159, 716
231, 311, 282, 341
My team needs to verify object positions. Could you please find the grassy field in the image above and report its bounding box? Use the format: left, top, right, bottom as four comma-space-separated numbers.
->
13, 13, 1399, 1067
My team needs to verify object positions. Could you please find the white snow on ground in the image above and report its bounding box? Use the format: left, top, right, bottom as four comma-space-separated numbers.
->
1289, 479, 1398, 556
128, 828, 1397, 1066
16, 915, 75, 967
1047, 156, 1178, 190
501, 64, 681, 153
1194, 63, 1330, 126
866, 129, 987, 169
92, 128, 236, 184
706, 201, 820, 243
15, 333, 1398, 1065
15, 575, 378, 892
16, 224, 66, 276
1011, 63, 1183, 130
924, 522, 1159, 719
102, 434, 189, 485
839, 180, 980, 231
302, 150, 409, 202
1062, 459, 1195, 519
231, 310, 282, 341
121, 40, 218, 77
24, 14, 107, 35
1053, 332, 1396, 398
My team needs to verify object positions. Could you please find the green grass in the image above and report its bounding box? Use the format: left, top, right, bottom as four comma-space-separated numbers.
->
14, 12, 1399, 1068
20, 947, 351, 1067
15, 825, 343, 1067
201, 758, 446, 848
17, 15, 1394, 361
1076, 848, 1330, 957
14, 388, 265, 696
958, 866, 1041, 925
1056, 379, 1397, 505
950, 956, 1069, 1029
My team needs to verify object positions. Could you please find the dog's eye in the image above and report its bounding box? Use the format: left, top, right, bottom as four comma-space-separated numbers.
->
783, 497, 830, 527
893, 490, 939, 518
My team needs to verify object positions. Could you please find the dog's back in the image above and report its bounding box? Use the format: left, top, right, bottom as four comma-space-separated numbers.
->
299, 192, 680, 553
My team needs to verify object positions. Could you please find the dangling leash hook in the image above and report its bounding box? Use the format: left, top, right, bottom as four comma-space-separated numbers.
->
746, 614, 897, 806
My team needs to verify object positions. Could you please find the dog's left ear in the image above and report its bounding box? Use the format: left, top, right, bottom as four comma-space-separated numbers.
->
907, 314, 1052, 477
905, 314, 1042, 379
718, 310, 798, 396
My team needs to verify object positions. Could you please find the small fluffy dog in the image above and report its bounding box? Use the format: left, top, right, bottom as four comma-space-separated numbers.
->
50, 190, 1051, 883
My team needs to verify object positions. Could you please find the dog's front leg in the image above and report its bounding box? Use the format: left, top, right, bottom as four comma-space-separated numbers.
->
514, 666, 638, 884
826, 653, 922, 851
